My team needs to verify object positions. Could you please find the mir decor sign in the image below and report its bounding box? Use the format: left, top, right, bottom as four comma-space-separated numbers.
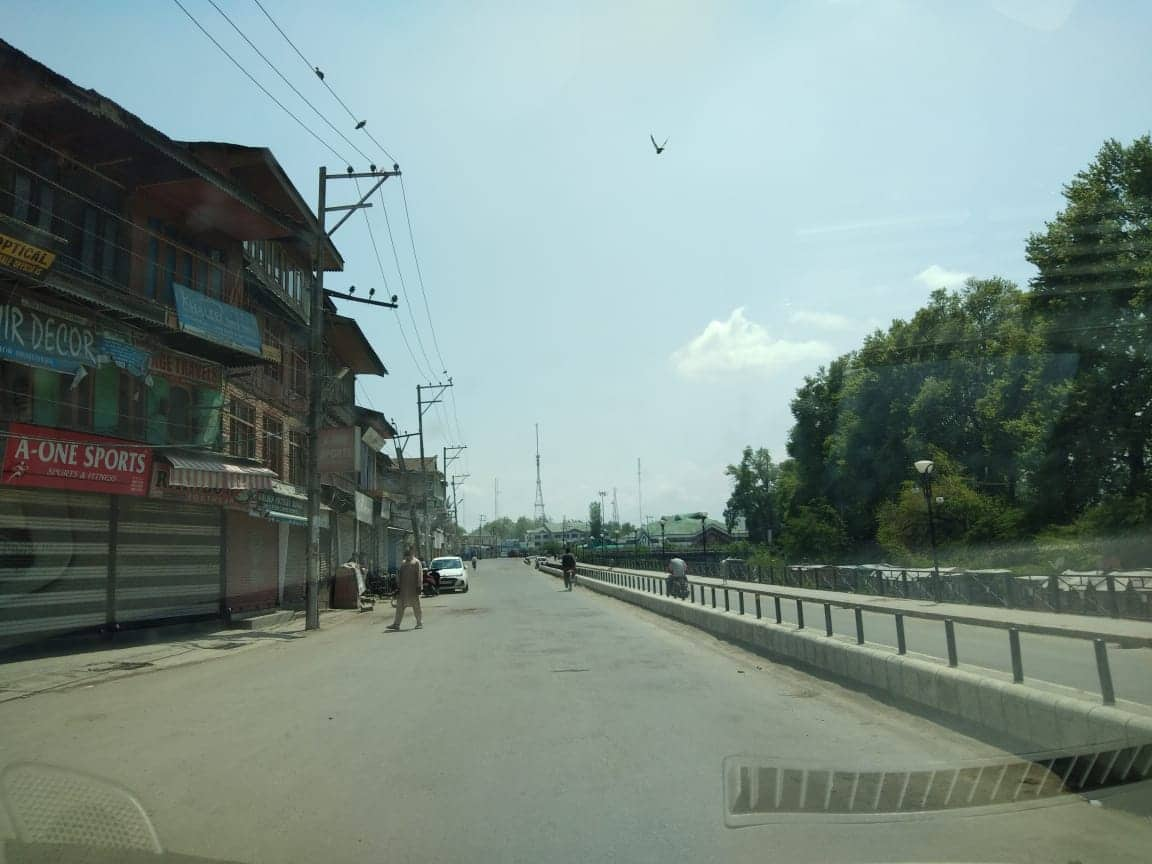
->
173, 284, 262, 357
2, 423, 153, 496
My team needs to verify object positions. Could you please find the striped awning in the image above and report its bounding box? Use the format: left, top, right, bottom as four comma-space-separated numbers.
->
163, 453, 277, 491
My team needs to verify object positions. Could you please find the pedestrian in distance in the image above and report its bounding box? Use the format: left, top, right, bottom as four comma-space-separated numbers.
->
387, 546, 424, 631
561, 546, 577, 591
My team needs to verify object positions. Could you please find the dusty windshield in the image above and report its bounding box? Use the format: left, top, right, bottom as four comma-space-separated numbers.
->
1, 3, 1151, 863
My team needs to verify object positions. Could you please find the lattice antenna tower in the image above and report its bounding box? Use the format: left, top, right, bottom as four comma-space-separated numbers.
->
533, 423, 547, 525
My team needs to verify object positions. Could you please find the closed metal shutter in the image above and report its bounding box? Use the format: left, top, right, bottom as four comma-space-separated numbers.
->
336, 514, 355, 568
283, 525, 307, 609
0, 487, 110, 642
225, 511, 278, 612
115, 498, 222, 625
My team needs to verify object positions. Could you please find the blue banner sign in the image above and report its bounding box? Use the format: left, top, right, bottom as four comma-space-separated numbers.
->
98, 336, 151, 378
173, 284, 262, 357
0, 300, 99, 373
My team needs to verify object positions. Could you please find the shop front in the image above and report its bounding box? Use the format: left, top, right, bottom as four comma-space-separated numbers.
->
150, 452, 278, 615
0, 423, 152, 644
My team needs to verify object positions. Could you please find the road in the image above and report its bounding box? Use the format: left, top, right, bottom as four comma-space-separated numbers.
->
1, 559, 1149, 863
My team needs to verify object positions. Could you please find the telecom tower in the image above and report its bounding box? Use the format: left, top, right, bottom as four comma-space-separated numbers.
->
533, 423, 547, 525
611, 487, 619, 527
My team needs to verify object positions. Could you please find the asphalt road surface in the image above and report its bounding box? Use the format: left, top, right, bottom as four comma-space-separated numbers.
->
1, 559, 1149, 864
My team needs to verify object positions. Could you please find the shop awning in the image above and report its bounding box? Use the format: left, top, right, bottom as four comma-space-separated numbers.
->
163, 453, 277, 491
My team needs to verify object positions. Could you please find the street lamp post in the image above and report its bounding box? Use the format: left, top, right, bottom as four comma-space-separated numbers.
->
693, 512, 709, 556
660, 518, 666, 554
914, 460, 942, 600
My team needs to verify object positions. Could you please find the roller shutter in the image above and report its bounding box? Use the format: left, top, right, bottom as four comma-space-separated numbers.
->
283, 525, 307, 609
225, 511, 278, 612
0, 488, 110, 642
114, 498, 222, 625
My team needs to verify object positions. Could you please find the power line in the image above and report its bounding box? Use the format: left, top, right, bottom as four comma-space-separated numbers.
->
398, 176, 449, 373
249, 0, 396, 164
204, 0, 374, 166
378, 189, 437, 377
348, 178, 434, 382
169, 0, 349, 165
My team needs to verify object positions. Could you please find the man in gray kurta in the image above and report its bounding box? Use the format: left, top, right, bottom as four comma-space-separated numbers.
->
387, 547, 424, 631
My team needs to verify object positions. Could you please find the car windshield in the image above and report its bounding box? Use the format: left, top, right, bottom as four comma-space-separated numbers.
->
2, 4, 1152, 864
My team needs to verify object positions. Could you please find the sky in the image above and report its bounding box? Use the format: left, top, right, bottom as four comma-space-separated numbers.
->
7, 0, 1152, 530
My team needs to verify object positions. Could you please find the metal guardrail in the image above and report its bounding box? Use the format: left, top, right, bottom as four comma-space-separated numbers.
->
580, 553, 1152, 621
560, 562, 1152, 707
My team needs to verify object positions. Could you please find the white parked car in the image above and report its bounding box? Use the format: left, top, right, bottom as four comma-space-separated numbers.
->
429, 556, 469, 593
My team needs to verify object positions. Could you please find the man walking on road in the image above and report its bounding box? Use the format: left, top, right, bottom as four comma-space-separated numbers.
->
387, 546, 424, 631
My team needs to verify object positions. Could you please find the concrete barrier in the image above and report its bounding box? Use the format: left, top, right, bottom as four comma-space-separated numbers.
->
546, 565, 1152, 753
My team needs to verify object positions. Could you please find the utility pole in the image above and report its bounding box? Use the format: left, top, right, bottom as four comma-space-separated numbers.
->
415, 381, 453, 561
637, 458, 643, 532
306, 163, 400, 631
443, 445, 466, 547
450, 473, 469, 548
389, 426, 421, 568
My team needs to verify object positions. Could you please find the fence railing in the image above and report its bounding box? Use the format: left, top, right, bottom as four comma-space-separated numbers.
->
544, 560, 1152, 707
577, 552, 1152, 621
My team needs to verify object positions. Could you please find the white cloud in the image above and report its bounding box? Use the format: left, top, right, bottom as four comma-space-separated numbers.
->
787, 309, 857, 332
671, 308, 833, 379
915, 264, 971, 291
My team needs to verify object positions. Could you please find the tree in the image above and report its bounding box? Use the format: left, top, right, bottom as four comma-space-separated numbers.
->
1026, 135, 1152, 518
780, 501, 848, 561
876, 455, 1022, 558
724, 446, 781, 544
589, 502, 603, 539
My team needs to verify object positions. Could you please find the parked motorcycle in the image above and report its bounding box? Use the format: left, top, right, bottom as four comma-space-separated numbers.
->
422, 568, 440, 597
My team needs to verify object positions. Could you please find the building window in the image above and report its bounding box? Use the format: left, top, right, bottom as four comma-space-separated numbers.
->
168, 386, 193, 444
117, 371, 146, 439
30, 367, 92, 431
264, 415, 284, 476
0, 362, 32, 422
288, 430, 304, 486
229, 398, 256, 460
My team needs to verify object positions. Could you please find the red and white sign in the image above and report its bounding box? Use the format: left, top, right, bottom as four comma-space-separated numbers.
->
2, 423, 153, 496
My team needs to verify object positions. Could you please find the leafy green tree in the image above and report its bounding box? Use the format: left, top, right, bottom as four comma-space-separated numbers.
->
780, 501, 848, 561
1026, 135, 1152, 519
876, 455, 1022, 558
724, 446, 782, 543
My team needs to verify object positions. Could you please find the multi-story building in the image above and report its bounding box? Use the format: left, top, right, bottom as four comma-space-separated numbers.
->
0, 40, 389, 644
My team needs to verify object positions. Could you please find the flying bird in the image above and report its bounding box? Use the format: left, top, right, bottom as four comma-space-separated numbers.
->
314, 67, 325, 81
650, 134, 668, 155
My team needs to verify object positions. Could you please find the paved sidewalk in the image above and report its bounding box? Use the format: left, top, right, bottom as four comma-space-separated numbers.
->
0, 609, 363, 702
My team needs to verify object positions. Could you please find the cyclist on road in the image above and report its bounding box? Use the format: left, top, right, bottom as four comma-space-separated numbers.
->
561, 546, 577, 591
666, 556, 689, 599
471, 554, 478, 570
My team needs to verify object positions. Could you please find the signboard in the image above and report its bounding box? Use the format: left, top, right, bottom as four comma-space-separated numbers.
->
98, 336, 151, 378
173, 284, 262, 357
0, 300, 99, 373
318, 426, 360, 474
2, 423, 152, 496
0, 231, 56, 278
0, 299, 152, 378
355, 491, 374, 525
149, 350, 222, 388
362, 426, 389, 453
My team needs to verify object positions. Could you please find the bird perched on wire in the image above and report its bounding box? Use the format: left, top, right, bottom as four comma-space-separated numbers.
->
314, 67, 325, 81
356, 120, 367, 130
650, 134, 668, 155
